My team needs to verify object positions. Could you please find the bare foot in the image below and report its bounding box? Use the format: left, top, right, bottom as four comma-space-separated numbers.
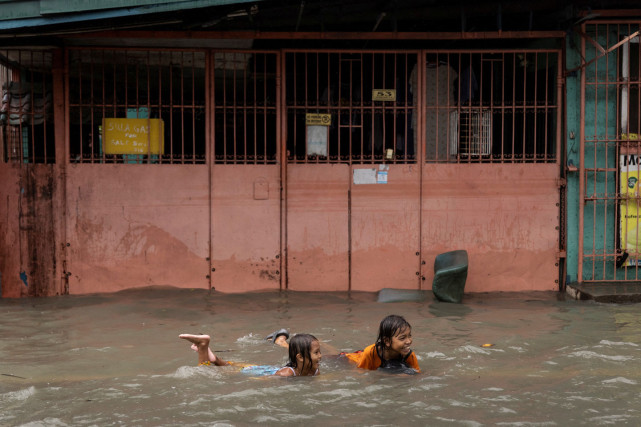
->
274, 335, 289, 348
180, 334, 217, 364
179, 334, 210, 349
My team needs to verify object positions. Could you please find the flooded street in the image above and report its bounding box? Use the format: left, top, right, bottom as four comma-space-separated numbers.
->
1, 287, 640, 426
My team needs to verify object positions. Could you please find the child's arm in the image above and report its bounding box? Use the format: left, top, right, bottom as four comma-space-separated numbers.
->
274, 366, 295, 376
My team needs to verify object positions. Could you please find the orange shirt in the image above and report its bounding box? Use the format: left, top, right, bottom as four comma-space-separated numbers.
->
344, 343, 421, 372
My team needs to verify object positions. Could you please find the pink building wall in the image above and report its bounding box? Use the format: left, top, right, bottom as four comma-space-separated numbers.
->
0, 46, 562, 297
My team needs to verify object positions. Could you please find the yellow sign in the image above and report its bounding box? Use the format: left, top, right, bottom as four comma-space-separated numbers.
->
372, 89, 396, 101
103, 118, 165, 155
620, 148, 641, 266
306, 113, 331, 126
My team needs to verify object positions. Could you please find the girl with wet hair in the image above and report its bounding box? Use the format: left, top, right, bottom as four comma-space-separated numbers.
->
179, 332, 321, 377
280, 333, 321, 376
343, 314, 420, 373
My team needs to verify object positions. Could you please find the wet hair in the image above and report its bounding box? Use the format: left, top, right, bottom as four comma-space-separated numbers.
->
285, 333, 319, 374
374, 314, 412, 358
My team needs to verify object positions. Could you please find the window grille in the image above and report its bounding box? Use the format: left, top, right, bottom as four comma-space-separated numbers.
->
68, 49, 206, 164
0, 49, 54, 164
449, 110, 492, 156
213, 52, 278, 164
285, 51, 417, 164
425, 51, 559, 163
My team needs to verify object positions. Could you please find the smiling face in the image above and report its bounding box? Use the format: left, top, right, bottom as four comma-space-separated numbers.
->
297, 339, 322, 376
383, 326, 413, 360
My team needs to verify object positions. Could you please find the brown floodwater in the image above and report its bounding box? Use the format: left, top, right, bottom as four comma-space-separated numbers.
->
1, 287, 640, 426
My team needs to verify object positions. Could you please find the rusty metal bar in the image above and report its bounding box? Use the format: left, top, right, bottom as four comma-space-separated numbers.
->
70, 30, 566, 41
578, 23, 586, 284
278, 51, 286, 290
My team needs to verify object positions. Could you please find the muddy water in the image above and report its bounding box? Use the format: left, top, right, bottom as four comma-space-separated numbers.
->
1, 287, 640, 426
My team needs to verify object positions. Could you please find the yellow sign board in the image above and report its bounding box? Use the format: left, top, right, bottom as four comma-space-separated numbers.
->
620, 147, 641, 266
372, 89, 396, 101
306, 113, 332, 126
103, 118, 164, 155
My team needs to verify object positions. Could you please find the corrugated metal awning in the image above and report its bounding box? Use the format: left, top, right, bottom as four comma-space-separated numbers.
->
0, 0, 261, 31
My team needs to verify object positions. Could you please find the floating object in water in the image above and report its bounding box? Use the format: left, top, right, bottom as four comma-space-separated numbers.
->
481, 343, 494, 348
432, 250, 468, 303
2, 373, 26, 379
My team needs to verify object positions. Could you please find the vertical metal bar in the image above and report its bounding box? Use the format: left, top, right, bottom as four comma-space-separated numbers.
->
253, 53, 258, 164
180, 52, 185, 164
446, 52, 452, 161
404, 53, 409, 162
221, 53, 227, 162
349, 56, 354, 162
338, 52, 343, 162
292, 52, 297, 163
370, 53, 375, 158
381, 53, 387, 159
78, 50, 84, 162
418, 50, 425, 288
500, 52, 505, 161
262, 54, 267, 164
556, 50, 563, 280
593, 25, 600, 279
392, 53, 397, 162
615, 26, 625, 280
207, 49, 213, 290
511, 52, 516, 160
191, 52, 196, 164
41, 52, 49, 163
279, 51, 286, 290
156, 51, 162, 164
479, 52, 484, 160
89, 50, 95, 162
522, 51, 527, 160
533, 53, 539, 159
28, 51, 35, 163
544, 53, 549, 160
578, 23, 586, 284
360, 52, 365, 161
491, 55, 497, 162
242, 53, 248, 164
604, 26, 610, 277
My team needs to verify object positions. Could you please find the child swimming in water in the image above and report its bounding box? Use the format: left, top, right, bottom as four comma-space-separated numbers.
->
179, 332, 321, 377
343, 314, 420, 373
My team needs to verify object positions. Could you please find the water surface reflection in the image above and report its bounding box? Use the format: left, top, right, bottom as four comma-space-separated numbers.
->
1, 288, 640, 425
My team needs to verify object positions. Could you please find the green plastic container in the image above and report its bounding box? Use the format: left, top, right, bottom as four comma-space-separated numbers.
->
432, 250, 468, 303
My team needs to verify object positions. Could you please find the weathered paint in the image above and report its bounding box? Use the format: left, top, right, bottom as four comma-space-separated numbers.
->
565, 32, 582, 284
65, 165, 209, 294
0, 44, 565, 297
287, 164, 350, 291
350, 164, 421, 291
0, 166, 22, 297
0, 164, 61, 297
210, 165, 281, 292
421, 164, 560, 292
1, 160, 561, 296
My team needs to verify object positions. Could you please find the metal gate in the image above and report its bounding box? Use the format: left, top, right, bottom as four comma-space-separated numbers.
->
578, 21, 641, 281
284, 50, 421, 291
209, 51, 282, 292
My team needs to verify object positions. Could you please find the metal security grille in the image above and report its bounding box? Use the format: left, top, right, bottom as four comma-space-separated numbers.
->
580, 22, 641, 281
0, 49, 54, 164
68, 49, 206, 164
285, 51, 418, 164
424, 51, 560, 163
213, 51, 278, 164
